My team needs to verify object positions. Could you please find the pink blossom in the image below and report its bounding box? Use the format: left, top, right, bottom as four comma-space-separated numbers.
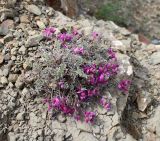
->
104, 103, 111, 110
58, 81, 65, 89
61, 43, 68, 48
61, 105, 75, 115
83, 64, 97, 75
72, 47, 84, 55
52, 97, 61, 107
47, 104, 52, 111
77, 88, 88, 100
100, 97, 106, 106
84, 111, 96, 123
72, 27, 79, 35
106, 63, 119, 75
98, 65, 106, 74
87, 88, 99, 97
88, 75, 97, 85
43, 27, 56, 38
74, 115, 81, 121
92, 32, 100, 40
107, 48, 116, 59
97, 73, 107, 84
57, 33, 73, 42
100, 97, 111, 111
118, 79, 131, 93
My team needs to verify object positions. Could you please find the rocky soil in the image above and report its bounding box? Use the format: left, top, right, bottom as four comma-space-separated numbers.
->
0, 0, 160, 141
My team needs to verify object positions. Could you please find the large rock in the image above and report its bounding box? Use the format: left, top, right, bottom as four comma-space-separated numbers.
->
0, 20, 14, 36
25, 34, 44, 47
150, 52, 160, 65
26, 5, 42, 16
0, 54, 4, 64
75, 132, 98, 141
7, 132, 16, 141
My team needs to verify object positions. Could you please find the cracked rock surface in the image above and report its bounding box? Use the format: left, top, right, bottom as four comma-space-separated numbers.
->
0, 0, 160, 141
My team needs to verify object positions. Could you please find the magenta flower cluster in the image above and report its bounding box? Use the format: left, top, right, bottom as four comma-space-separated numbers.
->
77, 87, 99, 101
100, 97, 111, 110
41, 27, 131, 123
57, 33, 73, 42
43, 27, 56, 38
46, 97, 74, 115
72, 47, 84, 55
118, 79, 131, 93
83, 62, 119, 86
84, 111, 96, 123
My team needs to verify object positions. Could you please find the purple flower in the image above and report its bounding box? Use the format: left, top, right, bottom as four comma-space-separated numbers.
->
104, 103, 111, 110
118, 79, 131, 93
47, 103, 52, 111
77, 88, 88, 100
61, 43, 68, 48
43, 27, 56, 38
52, 97, 61, 107
84, 111, 96, 123
72, 27, 79, 35
87, 88, 99, 97
92, 32, 100, 40
98, 65, 106, 74
97, 73, 107, 84
58, 81, 65, 89
72, 47, 84, 55
83, 64, 97, 75
106, 63, 119, 75
100, 97, 106, 106
61, 105, 75, 115
88, 75, 97, 85
100, 97, 111, 111
57, 33, 73, 42
107, 48, 116, 59
74, 115, 81, 121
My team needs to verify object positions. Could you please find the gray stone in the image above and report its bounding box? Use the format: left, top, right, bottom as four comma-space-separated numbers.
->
0, 20, 14, 36
29, 112, 38, 127
4, 53, 11, 61
11, 48, 18, 55
0, 54, 4, 64
147, 106, 160, 137
150, 52, 160, 65
8, 74, 18, 83
8, 132, 16, 141
26, 5, 42, 16
77, 121, 92, 132
137, 91, 152, 111
19, 46, 27, 55
22, 87, 29, 95
11, 56, 16, 61
15, 75, 24, 89
20, 15, 30, 23
25, 34, 43, 47
0, 69, 3, 76
3, 68, 9, 76
23, 59, 32, 70
0, 76, 8, 85
0, 9, 15, 21
37, 21, 46, 29
57, 114, 66, 123
75, 132, 98, 141
3, 34, 13, 43
37, 129, 43, 136
52, 120, 63, 130
120, 27, 131, 36
16, 112, 25, 121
